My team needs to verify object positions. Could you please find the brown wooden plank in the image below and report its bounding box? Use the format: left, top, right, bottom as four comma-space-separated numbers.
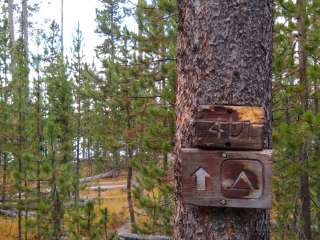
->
181, 148, 272, 209
193, 105, 265, 150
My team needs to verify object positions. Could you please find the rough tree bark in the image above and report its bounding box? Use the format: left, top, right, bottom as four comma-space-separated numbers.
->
174, 1, 273, 239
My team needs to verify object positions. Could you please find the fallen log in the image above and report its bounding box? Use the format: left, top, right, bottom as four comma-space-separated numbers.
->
0, 208, 36, 218
89, 184, 126, 191
118, 233, 171, 240
0, 209, 18, 217
79, 170, 120, 184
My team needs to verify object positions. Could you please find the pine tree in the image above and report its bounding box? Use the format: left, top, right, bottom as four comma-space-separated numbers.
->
29, 29, 46, 240
96, 0, 138, 227
0, 2, 11, 205
128, 0, 176, 235
11, 37, 30, 240
273, 0, 320, 238
43, 21, 74, 239
71, 22, 83, 207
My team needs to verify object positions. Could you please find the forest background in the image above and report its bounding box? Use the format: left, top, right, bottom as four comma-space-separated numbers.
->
0, 0, 319, 239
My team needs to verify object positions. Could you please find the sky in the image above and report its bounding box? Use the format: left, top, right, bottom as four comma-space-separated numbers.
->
34, 0, 136, 63
33, 0, 98, 62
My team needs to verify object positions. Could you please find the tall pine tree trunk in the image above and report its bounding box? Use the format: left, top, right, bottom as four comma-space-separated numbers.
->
315, 59, 320, 231
297, 0, 312, 239
36, 52, 42, 240
174, 1, 273, 239
21, 0, 28, 56
8, 0, 14, 44
1, 153, 7, 203
75, 44, 81, 205
21, 3, 30, 237
8, 0, 15, 74
125, 97, 136, 226
60, 0, 64, 55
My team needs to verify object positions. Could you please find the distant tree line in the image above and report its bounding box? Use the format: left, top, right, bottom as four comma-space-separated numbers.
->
0, 0, 176, 239
0, 0, 320, 239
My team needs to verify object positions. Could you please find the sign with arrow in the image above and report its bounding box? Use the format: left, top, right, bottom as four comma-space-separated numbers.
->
181, 148, 272, 209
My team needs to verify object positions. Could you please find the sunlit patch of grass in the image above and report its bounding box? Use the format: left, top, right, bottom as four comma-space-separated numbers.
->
0, 217, 18, 240
0, 174, 132, 239
80, 174, 129, 230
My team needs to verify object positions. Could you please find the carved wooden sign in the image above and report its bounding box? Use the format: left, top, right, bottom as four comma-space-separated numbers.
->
193, 105, 265, 150
181, 148, 272, 209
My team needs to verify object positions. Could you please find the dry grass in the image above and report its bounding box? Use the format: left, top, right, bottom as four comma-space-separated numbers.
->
80, 174, 128, 219
0, 174, 129, 239
83, 175, 129, 230
0, 217, 18, 240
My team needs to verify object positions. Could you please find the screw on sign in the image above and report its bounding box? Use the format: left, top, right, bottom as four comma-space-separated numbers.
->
181, 149, 272, 209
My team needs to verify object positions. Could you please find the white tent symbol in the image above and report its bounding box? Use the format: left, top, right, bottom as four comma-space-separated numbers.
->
230, 171, 255, 190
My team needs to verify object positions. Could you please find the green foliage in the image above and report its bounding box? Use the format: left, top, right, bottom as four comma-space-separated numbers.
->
127, 0, 176, 235
272, 0, 320, 238
94, 0, 176, 235
68, 201, 102, 240
6, 0, 320, 239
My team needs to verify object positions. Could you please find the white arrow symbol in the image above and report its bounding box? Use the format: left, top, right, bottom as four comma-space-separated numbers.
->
192, 167, 210, 191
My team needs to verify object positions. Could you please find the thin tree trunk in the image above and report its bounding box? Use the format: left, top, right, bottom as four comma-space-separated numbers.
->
1, 24, 9, 206
89, 137, 93, 175
314, 59, 320, 229
60, 0, 64, 55
103, 208, 108, 240
163, 152, 169, 208
125, 97, 135, 226
297, 0, 312, 239
87, 206, 92, 237
160, 39, 169, 207
127, 164, 135, 224
75, 45, 81, 205
1, 153, 7, 203
36, 154, 41, 240
17, 63, 24, 240
35, 44, 42, 240
8, 0, 14, 44
74, 37, 82, 235
174, 1, 273, 239
51, 144, 61, 240
314, 79, 319, 114
24, 174, 28, 240
75, 103, 80, 202
8, 0, 15, 74
18, 113, 23, 240
21, 0, 28, 56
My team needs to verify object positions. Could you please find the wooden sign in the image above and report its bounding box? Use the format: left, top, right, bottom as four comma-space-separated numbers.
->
193, 105, 265, 150
181, 148, 272, 209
